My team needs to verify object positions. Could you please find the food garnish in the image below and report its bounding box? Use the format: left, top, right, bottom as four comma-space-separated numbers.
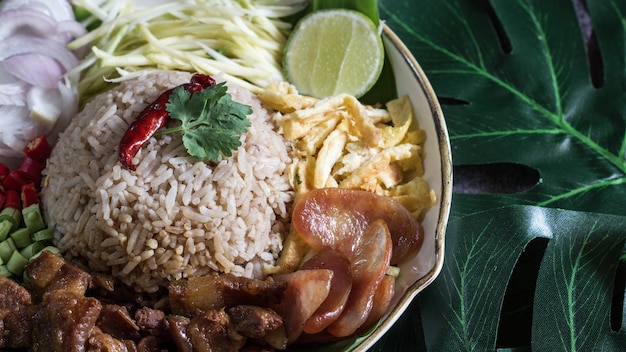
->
163, 80, 253, 164
118, 73, 252, 170
117, 73, 216, 170
282, 9, 384, 98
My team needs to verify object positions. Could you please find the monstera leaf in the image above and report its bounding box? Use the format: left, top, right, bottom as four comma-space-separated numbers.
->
369, 0, 626, 351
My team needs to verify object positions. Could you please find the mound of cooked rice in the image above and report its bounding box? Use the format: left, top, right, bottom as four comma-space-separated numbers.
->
42, 71, 294, 293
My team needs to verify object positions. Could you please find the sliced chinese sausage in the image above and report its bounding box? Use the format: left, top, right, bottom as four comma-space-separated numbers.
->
300, 249, 353, 334
356, 275, 395, 334
292, 187, 423, 264
270, 269, 334, 344
326, 219, 392, 338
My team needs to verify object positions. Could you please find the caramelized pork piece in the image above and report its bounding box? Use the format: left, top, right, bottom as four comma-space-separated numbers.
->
169, 273, 287, 316
0, 275, 32, 306
98, 304, 140, 340
0, 276, 34, 348
0, 304, 35, 348
26, 250, 93, 298
31, 290, 102, 352
167, 316, 193, 352
87, 327, 131, 352
189, 309, 246, 352
92, 272, 116, 292
135, 306, 168, 337
228, 305, 283, 339
168, 309, 246, 352
136, 335, 161, 352
25, 250, 65, 287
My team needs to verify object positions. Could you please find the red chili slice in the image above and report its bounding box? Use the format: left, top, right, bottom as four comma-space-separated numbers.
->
21, 183, 39, 208
18, 156, 44, 188
23, 135, 52, 164
4, 190, 21, 210
2, 169, 32, 193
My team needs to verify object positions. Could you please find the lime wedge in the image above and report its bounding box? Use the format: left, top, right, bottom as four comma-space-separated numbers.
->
283, 9, 384, 98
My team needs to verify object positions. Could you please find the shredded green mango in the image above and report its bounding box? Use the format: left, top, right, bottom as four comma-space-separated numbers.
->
68, 0, 306, 103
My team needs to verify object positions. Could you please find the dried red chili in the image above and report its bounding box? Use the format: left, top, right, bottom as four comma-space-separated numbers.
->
118, 73, 216, 170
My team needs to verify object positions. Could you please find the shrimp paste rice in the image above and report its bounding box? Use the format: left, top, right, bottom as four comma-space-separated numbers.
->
42, 71, 294, 293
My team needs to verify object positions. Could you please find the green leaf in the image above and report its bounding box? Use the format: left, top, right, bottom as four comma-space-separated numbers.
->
417, 200, 626, 351
532, 211, 626, 350
310, 0, 380, 24
181, 126, 240, 162
163, 82, 251, 162
372, 0, 626, 351
287, 0, 381, 25
380, 0, 626, 215
165, 86, 194, 124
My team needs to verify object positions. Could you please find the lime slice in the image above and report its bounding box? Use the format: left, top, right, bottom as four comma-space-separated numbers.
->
283, 9, 384, 98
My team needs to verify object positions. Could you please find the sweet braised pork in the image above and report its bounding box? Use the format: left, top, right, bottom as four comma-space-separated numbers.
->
0, 276, 33, 348
98, 304, 141, 341
188, 309, 246, 352
31, 290, 103, 352
169, 273, 287, 316
88, 327, 132, 352
228, 305, 282, 339
27, 250, 93, 298
135, 306, 168, 337
0, 246, 392, 351
0, 304, 35, 348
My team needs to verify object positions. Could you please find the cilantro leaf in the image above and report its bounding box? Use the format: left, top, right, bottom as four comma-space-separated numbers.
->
182, 126, 241, 161
162, 82, 252, 162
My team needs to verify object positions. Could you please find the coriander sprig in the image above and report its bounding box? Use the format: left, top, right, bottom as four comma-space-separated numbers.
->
161, 82, 252, 162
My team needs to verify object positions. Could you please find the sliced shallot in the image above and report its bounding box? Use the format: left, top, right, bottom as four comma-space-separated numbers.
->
0, 0, 86, 161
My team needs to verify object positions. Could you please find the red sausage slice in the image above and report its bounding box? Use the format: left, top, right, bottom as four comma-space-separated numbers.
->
301, 249, 352, 334
326, 219, 392, 338
356, 275, 395, 334
271, 269, 333, 344
292, 188, 424, 264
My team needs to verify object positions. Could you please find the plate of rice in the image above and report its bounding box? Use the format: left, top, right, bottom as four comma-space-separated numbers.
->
0, 1, 451, 350
39, 25, 451, 351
